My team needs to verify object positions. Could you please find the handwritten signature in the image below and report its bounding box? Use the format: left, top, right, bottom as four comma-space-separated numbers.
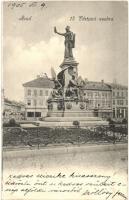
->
112, 191, 127, 199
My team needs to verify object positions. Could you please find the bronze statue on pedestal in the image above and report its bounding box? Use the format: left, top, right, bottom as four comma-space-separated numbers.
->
54, 26, 75, 59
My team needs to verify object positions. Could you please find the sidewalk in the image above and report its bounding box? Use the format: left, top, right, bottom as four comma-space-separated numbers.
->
3, 143, 128, 159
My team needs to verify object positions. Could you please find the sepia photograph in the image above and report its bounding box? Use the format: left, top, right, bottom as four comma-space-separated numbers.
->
2, 1, 128, 200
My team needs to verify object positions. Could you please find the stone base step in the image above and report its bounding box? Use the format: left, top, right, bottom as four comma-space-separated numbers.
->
47, 111, 95, 117
44, 117, 102, 122
35, 120, 109, 127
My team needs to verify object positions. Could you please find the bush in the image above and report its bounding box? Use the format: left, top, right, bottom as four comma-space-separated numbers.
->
107, 117, 115, 125
122, 118, 128, 124
9, 118, 16, 126
3, 122, 10, 127
73, 120, 80, 127
33, 122, 40, 126
3, 118, 20, 127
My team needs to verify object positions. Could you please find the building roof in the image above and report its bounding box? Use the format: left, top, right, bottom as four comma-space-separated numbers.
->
4, 98, 12, 104
23, 77, 54, 88
23, 76, 127, 91
107, 83, 128, 90
4, 98, 25, 108
83, 81, 111, 91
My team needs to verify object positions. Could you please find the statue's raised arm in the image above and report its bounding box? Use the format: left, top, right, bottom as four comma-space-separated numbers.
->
54, 27, 65, 36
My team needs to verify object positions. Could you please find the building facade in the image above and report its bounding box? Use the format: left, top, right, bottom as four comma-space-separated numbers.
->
109, 83, 128, 119
23, 76, 128, 121
82, 80, 112, 118
23, 76, 54, 120
3, 98, 25, 122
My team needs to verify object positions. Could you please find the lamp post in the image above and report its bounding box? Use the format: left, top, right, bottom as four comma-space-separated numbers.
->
34, 99, 36, 121
62, 87, 65, 117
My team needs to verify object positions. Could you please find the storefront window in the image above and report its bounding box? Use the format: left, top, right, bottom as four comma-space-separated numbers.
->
27, 112, 34, 117
35, 112, 41, 117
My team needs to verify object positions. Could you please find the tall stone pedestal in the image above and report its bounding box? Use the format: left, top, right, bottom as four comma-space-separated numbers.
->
46, 97, 109, 126
47, 98, 94, 117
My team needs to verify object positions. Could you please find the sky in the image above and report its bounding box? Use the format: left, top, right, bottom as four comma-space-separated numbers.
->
3, 1, 128, 101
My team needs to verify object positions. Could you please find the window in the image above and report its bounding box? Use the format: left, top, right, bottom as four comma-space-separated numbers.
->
102, 100, 105, 106
34, 89, 37, 96
27, 112, 34, 117
113, 108, 115, 118
27, 89, 31, 96
113, 92, 115, 97
117, 100, 119, 105
98, 103, 100, 107
27, 100, 31, 106
35, 112, 41, 117
121, 91, 123, 97
105, 93, 107, 98
39, 90, 43, 96
120, 100, 123, 105
94, 92, 98, 97
108, 93, 111, 97
108, 101, 111, 107
117, 92, 119, 97
45, 90, 48, 96
121, 109, 124, 118
117, 109, 120, 118
97, 93, 100, 97
126, 100, 128, 105
88, 92, 93, 97
113, 100, 115, 105
125, 109, 128, 118
89, 100, 93, 105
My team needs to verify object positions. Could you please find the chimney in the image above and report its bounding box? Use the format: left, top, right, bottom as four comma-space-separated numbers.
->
85, 78, 88, 83
37, 75, 40, 78
113, 78, 117, 85
101, 80, 104, 85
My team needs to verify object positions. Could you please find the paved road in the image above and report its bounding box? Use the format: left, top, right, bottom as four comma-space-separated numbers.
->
3, 143, 127, 171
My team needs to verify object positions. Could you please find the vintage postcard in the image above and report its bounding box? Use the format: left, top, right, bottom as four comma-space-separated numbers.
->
2, 1, 128, 200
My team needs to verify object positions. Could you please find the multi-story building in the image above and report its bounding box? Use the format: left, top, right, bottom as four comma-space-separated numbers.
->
3, 98, 25, 122
23, 75, 128, 120
82, 80, 112, 118
23, 75, 54, 120
109, 83, 128, 119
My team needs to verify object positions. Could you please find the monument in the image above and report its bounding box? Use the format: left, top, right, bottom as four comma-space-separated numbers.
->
45, 26, 108, 125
